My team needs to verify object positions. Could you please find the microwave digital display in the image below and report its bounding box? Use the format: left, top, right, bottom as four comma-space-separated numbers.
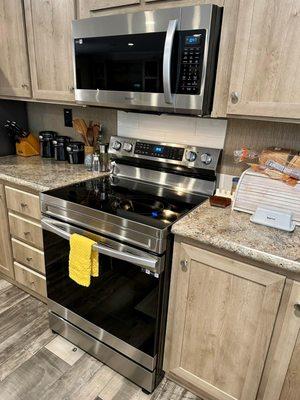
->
185, 35, 201, 45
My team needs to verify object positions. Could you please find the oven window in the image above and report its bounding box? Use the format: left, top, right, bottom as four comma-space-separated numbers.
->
44, 230, 162, 358
75, 33, 177, 93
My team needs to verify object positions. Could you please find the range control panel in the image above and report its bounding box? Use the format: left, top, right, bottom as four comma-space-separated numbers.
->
134, 142, 185, 161
109, 136, 221, 171
177, 30, 206, 95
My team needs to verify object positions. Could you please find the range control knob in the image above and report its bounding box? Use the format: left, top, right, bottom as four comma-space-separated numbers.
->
185, 150, 197, 162
112, 141, 121, 150
123, 142, 133, 152
200, 153, 213, 165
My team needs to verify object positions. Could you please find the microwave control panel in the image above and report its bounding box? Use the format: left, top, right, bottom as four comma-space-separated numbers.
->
177, 30, 206, 95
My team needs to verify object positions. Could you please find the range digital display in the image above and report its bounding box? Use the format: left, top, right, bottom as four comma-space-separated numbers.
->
154, 146, 164, 153
134, 142, 184, 161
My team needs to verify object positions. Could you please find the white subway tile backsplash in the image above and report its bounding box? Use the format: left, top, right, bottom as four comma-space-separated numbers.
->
117, 111, 227, 149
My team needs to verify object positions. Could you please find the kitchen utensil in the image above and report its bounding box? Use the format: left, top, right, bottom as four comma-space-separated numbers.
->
73, 118, 89, 145
39, 131, 57, 158
53, 136, 71, 161
87, 121, 94, 147
16, 134, 40, 157
66, 142, 85, 164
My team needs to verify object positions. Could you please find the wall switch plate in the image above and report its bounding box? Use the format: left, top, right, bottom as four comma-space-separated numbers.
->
64, 108, 73, 127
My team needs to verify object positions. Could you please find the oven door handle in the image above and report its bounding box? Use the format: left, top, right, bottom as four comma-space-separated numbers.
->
41, 218, 164, 274
163, 19, 178, 104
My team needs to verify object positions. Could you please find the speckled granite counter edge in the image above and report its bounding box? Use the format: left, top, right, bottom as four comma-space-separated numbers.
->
0, 173, 51, 192
172, 214, 300, 275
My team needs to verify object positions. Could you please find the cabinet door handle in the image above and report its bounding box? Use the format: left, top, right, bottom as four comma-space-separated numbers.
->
230, 91, 239, 104
20, 202, 28, 208
294, 303, 300, 314
180, 259, 188, 271
69, 86, 74, 92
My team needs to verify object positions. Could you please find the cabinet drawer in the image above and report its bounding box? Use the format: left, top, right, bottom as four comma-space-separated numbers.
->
9, 213, 43, 249
5, 186, 40, 220
12, 238, 45, 274
14, 261, 46, 297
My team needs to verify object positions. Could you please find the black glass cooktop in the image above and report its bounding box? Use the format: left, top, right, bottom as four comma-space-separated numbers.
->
45, 176, 207, 229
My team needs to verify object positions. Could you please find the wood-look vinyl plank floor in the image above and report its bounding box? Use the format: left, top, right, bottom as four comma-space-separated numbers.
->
0, 279, 202, 400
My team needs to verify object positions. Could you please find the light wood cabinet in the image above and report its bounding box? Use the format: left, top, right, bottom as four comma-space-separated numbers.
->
14, 261, 47, 298
5, 186, 41, 220
12, 238, 45, 275
8, 212, 43, 250
0, 184, 14, 278
77, 0, 140, 18
258, 280, 300, 400
227, 0, 300, 120
164, 240, 285, 400
24, 0, 76, 102
0, 0, 31, 98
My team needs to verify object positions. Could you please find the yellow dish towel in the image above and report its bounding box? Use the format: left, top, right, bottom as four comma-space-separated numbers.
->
69, 233, 99, 287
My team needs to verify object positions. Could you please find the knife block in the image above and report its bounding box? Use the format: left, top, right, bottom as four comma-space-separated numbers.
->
16, 133, 40, 157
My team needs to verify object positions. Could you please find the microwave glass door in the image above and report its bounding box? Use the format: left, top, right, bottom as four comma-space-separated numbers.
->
43, 225, 163, 359
75, 33, 178, 93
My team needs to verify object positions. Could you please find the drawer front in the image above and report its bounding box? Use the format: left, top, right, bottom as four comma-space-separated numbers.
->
14, 261, 47, 297
9, 212, 43, 249
12, 238, 45, 274
5, 186, 40, 220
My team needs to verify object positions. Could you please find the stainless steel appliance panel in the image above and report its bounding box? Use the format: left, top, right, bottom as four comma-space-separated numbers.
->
49, 312, 156, 393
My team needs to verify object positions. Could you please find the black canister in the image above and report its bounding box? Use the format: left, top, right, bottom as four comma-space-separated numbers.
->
39, 131, 57, 158
53, 136, 71, 161
66, 142, 85, 164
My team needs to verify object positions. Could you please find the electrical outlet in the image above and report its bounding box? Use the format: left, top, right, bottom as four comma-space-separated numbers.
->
64, 108, 73, 127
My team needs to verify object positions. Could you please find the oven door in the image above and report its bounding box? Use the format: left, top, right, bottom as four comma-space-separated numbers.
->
41, 217, 165, 371
72, 7, 181, 112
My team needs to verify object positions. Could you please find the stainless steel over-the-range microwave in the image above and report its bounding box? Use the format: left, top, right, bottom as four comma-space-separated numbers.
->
72, 4, 223, 116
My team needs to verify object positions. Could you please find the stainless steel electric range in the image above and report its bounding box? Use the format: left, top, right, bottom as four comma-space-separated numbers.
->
40, 136, 221, 393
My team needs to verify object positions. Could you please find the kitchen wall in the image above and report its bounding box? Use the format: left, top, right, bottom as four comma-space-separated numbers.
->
26, 103, 300, 190
26, 103, 117, 143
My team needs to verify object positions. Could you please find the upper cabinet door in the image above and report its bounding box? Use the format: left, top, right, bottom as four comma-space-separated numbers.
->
77, 0, 140, 19
228, 0, 300, 120
0, 0, 31, 98
24, 0, 75, 102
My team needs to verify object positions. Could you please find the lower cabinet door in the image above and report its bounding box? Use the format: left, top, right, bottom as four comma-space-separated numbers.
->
164, 242, 285, 400
257, 281, 300, 400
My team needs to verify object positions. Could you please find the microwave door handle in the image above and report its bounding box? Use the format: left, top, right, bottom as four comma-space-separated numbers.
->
41, 218, 161, 273
163, 19, 178, 104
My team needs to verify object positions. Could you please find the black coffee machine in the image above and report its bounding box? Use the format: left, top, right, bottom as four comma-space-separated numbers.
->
66, 142, 85, 164
39, 131, 57, 158
53, 136, 71, 161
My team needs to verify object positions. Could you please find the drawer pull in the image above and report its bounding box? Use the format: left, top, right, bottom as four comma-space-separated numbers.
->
26, 257, 33, 262
21, 202, 28, 208
24, 231, 31, 236
294, 303, 300, 315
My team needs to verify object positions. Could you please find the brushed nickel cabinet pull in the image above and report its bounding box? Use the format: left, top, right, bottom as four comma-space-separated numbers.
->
180, 259, 188, 271
230, 91, 239, 104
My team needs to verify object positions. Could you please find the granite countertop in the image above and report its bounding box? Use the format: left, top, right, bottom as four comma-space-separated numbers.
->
172, 201, 300, 275
0, 155, 108, 192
